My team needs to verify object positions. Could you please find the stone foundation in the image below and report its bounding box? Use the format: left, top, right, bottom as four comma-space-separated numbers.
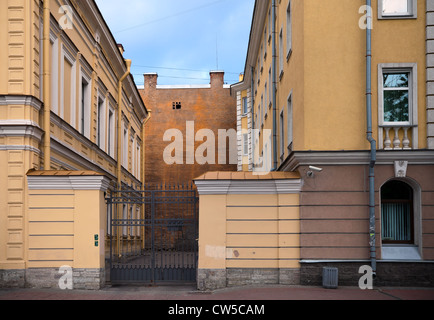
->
300, 261, 434, 287
0, 268, 105, 290
0, 269, 25, 288
198, 268, 300, 291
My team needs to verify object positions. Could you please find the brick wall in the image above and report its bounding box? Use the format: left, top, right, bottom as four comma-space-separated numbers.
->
140, 72, 237, 185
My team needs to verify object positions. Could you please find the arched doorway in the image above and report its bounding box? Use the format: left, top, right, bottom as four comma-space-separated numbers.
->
381, 180, 414, 244
380, 179, 422, 260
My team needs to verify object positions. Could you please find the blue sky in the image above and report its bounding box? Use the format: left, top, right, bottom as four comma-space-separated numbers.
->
95, 0, 255, 86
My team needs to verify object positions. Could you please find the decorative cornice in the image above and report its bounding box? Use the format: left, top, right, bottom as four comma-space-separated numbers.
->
0, 123, 44, 141
281, 150, 434, 171
27, 174, 111, 191
0, 95, 43, 111
194, 179, 302, 195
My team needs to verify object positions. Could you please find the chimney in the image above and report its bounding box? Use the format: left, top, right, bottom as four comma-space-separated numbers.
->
143, 73, 158, 92
210, 71, 225, 88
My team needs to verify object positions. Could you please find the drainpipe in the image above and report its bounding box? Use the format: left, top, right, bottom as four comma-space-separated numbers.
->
43, 0, 51, 170
117, 60, 132, 189
251, 66, 255, 170
141, 110, 151, 251
271, 0, 278, 171
116, 59, 131, 258
366, 0, 377, 278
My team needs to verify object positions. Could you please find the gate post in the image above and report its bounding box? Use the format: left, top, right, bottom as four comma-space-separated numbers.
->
194, 171, 302, 291
26, 171, 110, 290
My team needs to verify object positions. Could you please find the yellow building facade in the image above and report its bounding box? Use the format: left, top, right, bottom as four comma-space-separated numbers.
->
0, 0, 148, 288
232, 0, 434, 287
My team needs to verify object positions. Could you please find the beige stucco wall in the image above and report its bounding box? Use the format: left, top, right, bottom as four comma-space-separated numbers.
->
195, 172, 301, 289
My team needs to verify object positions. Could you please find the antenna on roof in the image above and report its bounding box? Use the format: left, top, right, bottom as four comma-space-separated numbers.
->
216, 34, 219, 70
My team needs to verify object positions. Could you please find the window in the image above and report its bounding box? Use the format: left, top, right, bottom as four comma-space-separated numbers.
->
108, 108, 115, 158
264, 83, 268, 116
383, 72, 410, 123
137, 144, 141, 178
280, 110, 285, 157
381, 180, 414, 244
122, 204, 127, 236
287, 92, 293, 149
243, 133, 249, 156
97, 97, 105, 149
63, 58, 73, 124
379, 0, 417, 19
378, 63, 417, 126
50, 37, 59, 114
61, 44, 76, 126
242, 97, 248, 115
123, 124, 128, 168
172, 102, 182, 110
286, 1, 292, 59
279, 28, 284, 78
132, 136, 136, 176
268, 68, 272, 108
80, 74, 91, 138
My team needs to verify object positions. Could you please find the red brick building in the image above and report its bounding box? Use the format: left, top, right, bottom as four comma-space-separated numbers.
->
139, 71, 237, 186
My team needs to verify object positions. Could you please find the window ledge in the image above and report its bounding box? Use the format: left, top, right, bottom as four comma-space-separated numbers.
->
381, 245, 421, 261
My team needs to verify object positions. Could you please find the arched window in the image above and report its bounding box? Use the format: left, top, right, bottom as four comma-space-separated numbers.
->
381, 180, 414, 244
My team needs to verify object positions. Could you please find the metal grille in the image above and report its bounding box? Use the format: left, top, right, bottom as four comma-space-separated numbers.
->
106, 184, 198, 285
322, 267, 339, 289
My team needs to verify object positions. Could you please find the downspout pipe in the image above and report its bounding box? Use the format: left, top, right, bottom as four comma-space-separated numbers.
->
271, 0, 278, 171
366, 0, 377, 278
251, 66, 255, 170
43, 0, 51, 170
117, 60, 132, 189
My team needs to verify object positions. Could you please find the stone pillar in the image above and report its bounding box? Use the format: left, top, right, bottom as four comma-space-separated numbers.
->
23, 171, 110, 290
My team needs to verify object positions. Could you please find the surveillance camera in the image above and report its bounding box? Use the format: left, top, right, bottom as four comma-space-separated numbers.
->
309, 166, 323, 172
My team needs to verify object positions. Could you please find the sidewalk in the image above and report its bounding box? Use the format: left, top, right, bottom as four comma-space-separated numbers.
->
1, 284, 434, 300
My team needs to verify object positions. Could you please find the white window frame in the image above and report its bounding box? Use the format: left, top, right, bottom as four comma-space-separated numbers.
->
131, 135, 136, 177
242, 97, 248, 115
378, 63, 418, 148
280, 109, 285, 158
60, 43, 76, 125
97, 94, 106, 151
286, 0, 293, 60
264, 82, 268, 117
287, 90, 294, 149
137, 143, 141, 178
108, 106, 115, 158
268, 68, 272, 108
50, 33, 59, 115
243, 133, 249, 156
123, 122, 129, 169
279, 27, 284, 78
378, 0, 417, 19
79, 69, 91, 139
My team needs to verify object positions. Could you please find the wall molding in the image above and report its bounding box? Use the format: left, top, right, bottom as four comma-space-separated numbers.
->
27, 174, 111, 191
194, 178, 302, 195
281, 150, 434, 172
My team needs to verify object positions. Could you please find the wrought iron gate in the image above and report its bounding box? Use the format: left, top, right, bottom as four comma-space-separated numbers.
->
106, 184, 198, 285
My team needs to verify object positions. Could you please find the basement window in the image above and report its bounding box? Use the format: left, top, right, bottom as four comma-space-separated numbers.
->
173, 102, 182, 110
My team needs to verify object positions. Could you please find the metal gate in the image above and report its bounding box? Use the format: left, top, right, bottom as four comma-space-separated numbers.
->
106, 184, 198, 285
